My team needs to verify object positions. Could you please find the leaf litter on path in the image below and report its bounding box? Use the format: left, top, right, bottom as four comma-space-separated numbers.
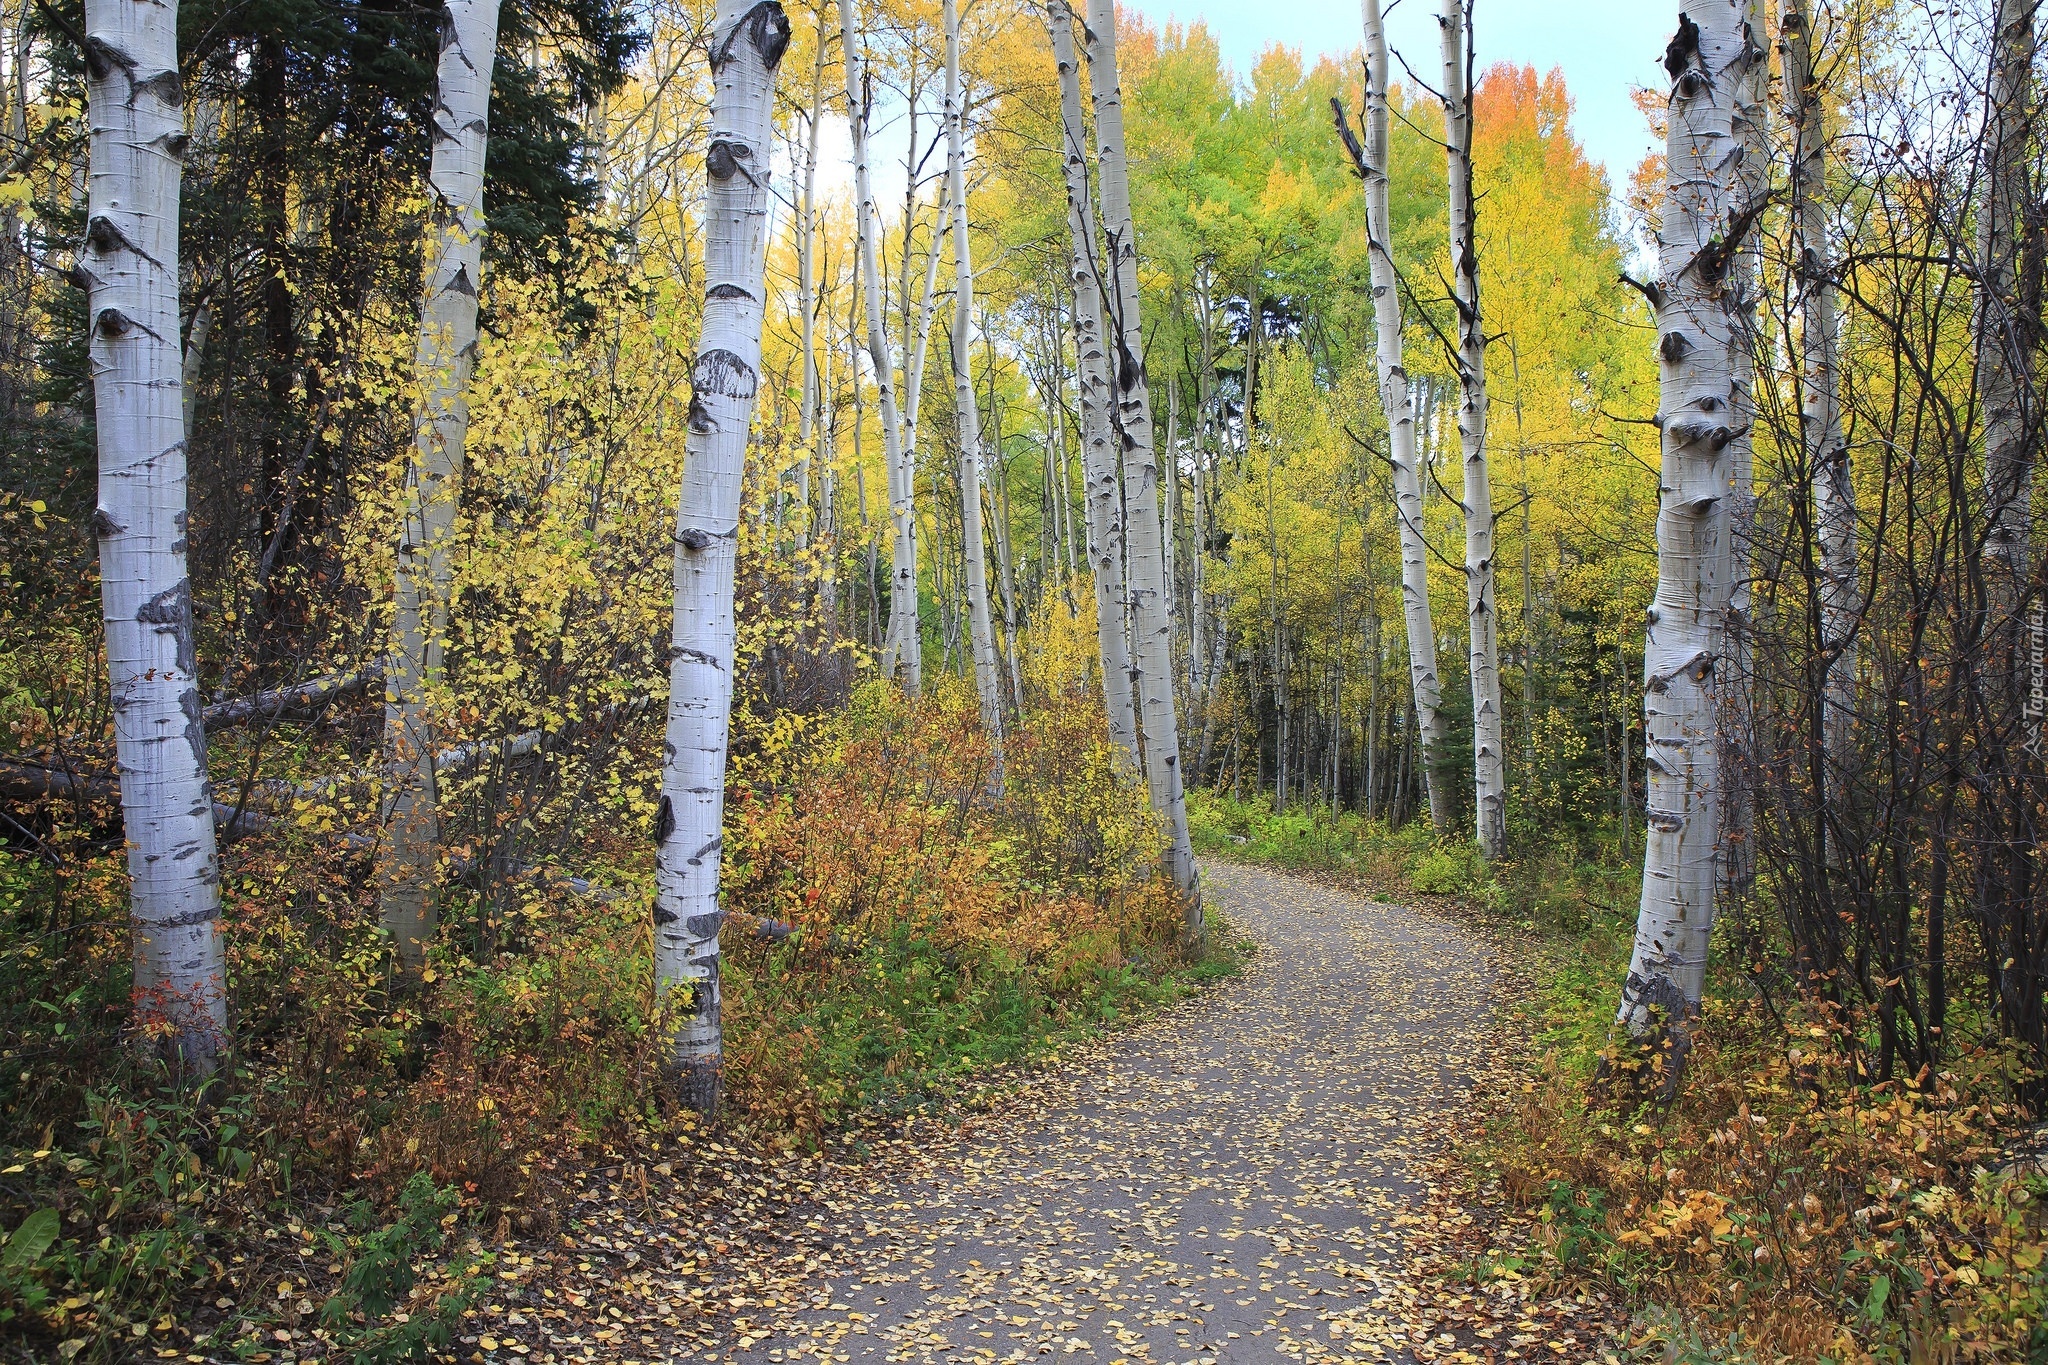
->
448, 864, 1621, 1365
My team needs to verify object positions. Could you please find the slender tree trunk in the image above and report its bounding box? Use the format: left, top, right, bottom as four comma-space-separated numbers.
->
378, 0, 503, 969
843, 0, 919, 693
1351, 0, 1450, 828
86, 0, 228, 1066
796, 1, 827, 529
653, 0, 789, 1117
1171, 374, 1187, 712
1191, 268, 1214, 714
1047, 0, 1140, 772
988, 342, 1028, 710
944, 0, 1005, 761
1720, 0, 1768, 903
1440, 0, 1506, 859
1083, 0, 1197, 907
1782, 0, 1858, 847
1976, 0, 2039, 642
1617, 2, 1756, 1070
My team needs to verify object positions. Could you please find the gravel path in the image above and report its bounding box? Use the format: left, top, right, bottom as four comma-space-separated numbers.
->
722, 862, 1509, 1365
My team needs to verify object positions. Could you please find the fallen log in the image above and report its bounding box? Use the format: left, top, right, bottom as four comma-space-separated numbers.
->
202, 667, 382, 733
3, 692, 659, 845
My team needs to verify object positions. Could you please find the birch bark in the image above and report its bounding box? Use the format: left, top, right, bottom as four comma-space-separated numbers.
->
652, 0, 789, 1116
1976, 0, 2039, 631
1084, 0, 1198, 905
1719, 0, 1768, 902
1617, 2, 1757, 1064
842, 0, 920, 693
1781, 0, 1858, 833
379, 0, 502, 969
1047, 0, 1140, 773
85, 0, 228, 1065
1440, 0, 1506, 860
1357, 0, 1451, 830
942, 0, 1007, 753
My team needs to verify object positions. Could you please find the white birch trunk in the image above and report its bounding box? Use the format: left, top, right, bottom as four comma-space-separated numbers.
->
378, 0, 502, 969
653, 0, 789, 1116
85, 0, 227, 1066
1976, 0, 2037, 618
1719, 0, 1768, 902
1618, 2, 1755, 1055
1781, 0, 1857, 833
796, 3, 826, 508
943, 0, 1004, 756
1047, 0, 1140, 773
842, 0, 919, 694
1358, 0, 1451, 830
1440, 0, 1506, 860
1083, 0, 1198, 907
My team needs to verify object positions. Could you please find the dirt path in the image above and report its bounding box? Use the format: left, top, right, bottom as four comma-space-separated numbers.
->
699, 862, 1552, 1365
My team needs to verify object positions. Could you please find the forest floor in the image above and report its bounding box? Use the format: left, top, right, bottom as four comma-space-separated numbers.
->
454, 862, 1626, 1365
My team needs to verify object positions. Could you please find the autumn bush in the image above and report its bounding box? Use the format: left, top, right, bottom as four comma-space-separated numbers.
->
1477, 935, 2048, 1363
0, 626, 1224, 1360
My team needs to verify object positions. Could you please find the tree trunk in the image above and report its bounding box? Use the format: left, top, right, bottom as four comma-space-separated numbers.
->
843, 0, 920, 694
1047, 0, 1140, 773
944, 0, 1005, 762
1976, 0, 2038, 644
1354, 0, 1451, 829
653, 0, 789, 1117
85, 0, 228, 1067
797, 1, 828, 526
1617, 2, 1756, 1071
1440, 0, 1506, 860
1782, 0, 1857, 849
378, 0, 503, 970
1081, 0, 1197, 907
1720, 0, 1768, 903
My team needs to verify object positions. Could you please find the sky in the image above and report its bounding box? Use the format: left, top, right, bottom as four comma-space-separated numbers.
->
1123, 0, 1674, 203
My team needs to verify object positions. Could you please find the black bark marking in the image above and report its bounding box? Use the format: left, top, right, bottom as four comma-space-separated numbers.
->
1663, 13, 1700, 82
153, 906, 220, 929
686, 910, 725, 939
179, 687, 207, 770
706, 282, 755, 301
96, 307, 158, 339
709, 1, 791, 72
137, 579, 197, 675
90, 507, 123, 539
132, 68, 182, 108
655, 793, 676, 845
652, 904, 679, 926
706, 139, 745, 181
692, 348, 758, 402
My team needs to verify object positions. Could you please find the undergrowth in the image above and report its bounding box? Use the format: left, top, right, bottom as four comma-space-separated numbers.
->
1, 679, 1233, 1363
1187, 787, 2048, 1361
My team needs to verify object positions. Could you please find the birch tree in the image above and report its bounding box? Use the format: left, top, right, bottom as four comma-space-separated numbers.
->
1344, 0, 1451, 829
1781, 0, 1857, 828
944, 0, 1005, 759
1976, 0, 2039, 628
841, 0, 920, 694
1440, 0, 1506, 860
1083, 0, 1198, 906
653, 0, 790, 1116
1616, 2, 1758, 1071
1047, 0, 1139, 774
83, 0, 228, 1065
377, 0, 503, 969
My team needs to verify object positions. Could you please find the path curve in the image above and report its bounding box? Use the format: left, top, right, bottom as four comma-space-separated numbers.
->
729, 861, 1501, 1365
